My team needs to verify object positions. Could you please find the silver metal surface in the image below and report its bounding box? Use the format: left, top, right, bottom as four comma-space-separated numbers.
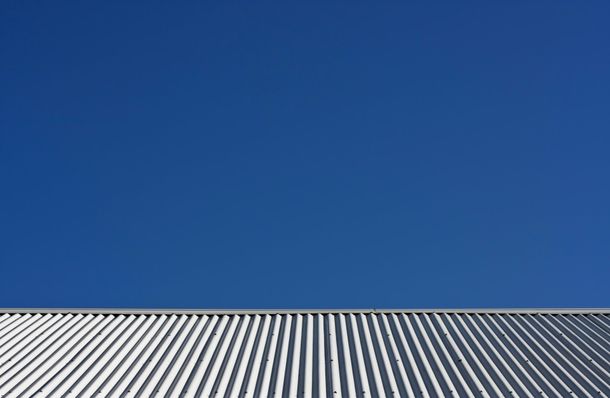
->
0, 310, 608, 397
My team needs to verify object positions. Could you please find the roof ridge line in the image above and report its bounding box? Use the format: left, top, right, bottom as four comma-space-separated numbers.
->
1, 308, 608, 315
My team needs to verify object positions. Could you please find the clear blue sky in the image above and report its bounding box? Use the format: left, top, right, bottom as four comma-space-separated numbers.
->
1, 2, 609, 309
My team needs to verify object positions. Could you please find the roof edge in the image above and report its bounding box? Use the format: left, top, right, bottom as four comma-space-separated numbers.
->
1, 308, 608, 315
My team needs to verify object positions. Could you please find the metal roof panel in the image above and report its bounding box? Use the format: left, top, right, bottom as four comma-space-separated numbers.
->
0, 310, 608, 397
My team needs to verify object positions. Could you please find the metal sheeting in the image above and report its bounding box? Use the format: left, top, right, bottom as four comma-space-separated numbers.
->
0, 311, 608, 397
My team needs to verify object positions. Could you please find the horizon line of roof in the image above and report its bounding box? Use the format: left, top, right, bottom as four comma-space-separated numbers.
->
1, 307, 609, 315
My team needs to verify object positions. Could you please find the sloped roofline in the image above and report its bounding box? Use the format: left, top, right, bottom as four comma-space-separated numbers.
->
1, 307, 608, 315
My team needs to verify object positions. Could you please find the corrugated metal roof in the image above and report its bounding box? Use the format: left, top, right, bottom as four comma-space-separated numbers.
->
0, 310, 608, 397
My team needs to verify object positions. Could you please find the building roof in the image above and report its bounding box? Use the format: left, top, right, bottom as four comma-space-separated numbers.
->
0, 309, 608, 397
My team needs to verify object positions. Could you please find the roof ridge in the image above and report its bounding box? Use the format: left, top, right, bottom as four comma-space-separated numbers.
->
1, 308, 608, 315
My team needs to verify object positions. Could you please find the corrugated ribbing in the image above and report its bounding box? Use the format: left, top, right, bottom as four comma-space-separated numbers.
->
0, 312, 608, 397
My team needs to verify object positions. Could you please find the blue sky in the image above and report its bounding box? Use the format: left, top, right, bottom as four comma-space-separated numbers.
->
1, 2, 609, 309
